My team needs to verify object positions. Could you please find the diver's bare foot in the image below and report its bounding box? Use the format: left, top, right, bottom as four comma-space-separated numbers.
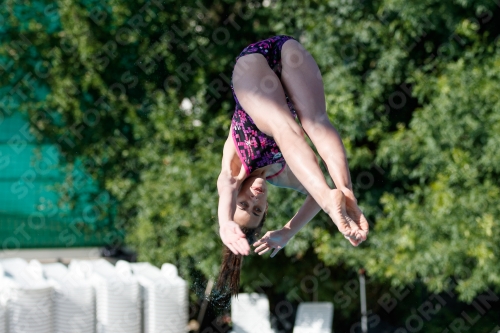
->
343, 189, 369, 243
325, 190, 360, 245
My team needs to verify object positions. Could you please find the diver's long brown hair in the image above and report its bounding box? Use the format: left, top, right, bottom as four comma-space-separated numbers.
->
215, 214, 266, 296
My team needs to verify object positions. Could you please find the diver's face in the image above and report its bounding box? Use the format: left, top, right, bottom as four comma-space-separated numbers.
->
234, 175, 268, 229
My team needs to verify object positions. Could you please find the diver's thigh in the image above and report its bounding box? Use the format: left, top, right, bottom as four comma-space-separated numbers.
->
232, 54, 300, 139
280, 39, 328, 125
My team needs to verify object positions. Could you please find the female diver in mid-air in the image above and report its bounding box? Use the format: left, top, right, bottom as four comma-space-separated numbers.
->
216, 35, 369, 295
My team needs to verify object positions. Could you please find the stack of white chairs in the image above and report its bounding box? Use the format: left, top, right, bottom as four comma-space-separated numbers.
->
122, 261, 188, 333
293, 302, 333, 333
0, 258, 189, 333
0, 301, 5, 333
0, 258, 54, 333
231, 293, 275, 333
42, 262, 96, 333
69, 259, 141, 333
0, 263, 6, 333
160, 263, 189, 332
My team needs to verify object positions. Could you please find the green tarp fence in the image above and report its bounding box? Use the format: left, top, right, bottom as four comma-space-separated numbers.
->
0, 112, 122, 249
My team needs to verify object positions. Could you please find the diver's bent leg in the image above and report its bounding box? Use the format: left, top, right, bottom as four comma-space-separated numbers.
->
232, 54, 358, 241
280, 39, 352, 191
280, 40, 369, 242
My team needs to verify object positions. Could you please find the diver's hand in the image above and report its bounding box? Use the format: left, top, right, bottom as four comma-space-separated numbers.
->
219, 221, 250, 256
253, 228, 291, 258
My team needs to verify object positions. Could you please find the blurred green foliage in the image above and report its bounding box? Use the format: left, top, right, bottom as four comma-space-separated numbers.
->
1, 0, 500, 331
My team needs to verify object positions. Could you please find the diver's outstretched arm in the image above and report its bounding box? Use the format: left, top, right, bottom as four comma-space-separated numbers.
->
217, 135, 251, 256
217, 172, 253, 256
253, 193, 322, 257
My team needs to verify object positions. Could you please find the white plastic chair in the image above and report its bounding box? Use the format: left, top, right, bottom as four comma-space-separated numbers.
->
293, 302, 333, 333
129, 261, 189, 333
0, 297, 5, 333
231, 293, 275, 333
42, 262, 95, 333
71, 259, 141, 333
0, 258, 28, 283
0, 259, 54, 333
160, 263, 178, 280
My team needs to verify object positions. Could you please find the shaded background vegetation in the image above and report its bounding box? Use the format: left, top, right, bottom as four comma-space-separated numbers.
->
1, 0, 500, 331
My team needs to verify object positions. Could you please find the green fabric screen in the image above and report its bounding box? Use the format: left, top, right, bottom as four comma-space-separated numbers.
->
0, 112, 122, 249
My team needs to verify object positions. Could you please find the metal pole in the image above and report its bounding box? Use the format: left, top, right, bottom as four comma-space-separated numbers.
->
359, 269, 368, 333
195, 278, 214, 333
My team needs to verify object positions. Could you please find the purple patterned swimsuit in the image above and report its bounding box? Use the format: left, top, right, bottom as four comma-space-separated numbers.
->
230, 35, 298, 180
